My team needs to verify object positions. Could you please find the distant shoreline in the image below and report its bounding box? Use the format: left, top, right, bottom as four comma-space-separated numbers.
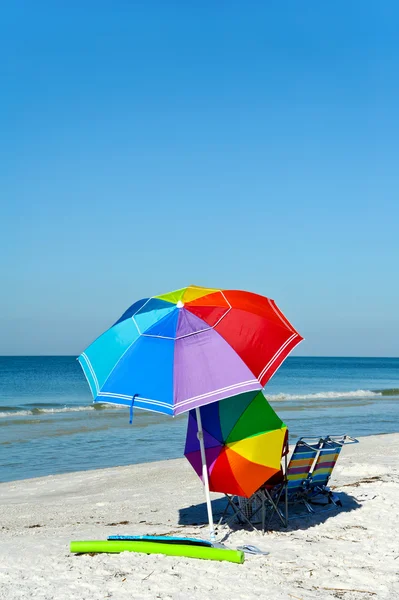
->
1, 354, 399, 359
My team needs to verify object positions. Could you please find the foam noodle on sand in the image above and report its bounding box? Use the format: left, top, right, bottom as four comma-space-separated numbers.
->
70, 540, 244, 563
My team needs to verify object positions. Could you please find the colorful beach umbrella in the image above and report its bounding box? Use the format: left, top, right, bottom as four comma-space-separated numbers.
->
78, 285, 302, 541
185, 391, 288, 498
78, 285, 302, 416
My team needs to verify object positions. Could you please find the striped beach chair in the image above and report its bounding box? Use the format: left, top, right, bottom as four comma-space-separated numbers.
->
256, 437, 322, 529
306, 435, 359, 506
218, 435, 358, 531
280, 437, 322, 520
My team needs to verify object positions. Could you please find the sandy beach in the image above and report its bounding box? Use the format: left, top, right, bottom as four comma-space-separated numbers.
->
0, 433, 398, 600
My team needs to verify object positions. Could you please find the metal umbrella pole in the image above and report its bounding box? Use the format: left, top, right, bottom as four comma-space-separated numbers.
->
195, 407, 216, 543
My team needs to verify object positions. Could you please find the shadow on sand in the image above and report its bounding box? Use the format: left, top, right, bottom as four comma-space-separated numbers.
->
178, 490, 361, 534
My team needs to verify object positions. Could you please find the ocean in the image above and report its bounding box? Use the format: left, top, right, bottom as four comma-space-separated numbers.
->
0, 356, 398, 483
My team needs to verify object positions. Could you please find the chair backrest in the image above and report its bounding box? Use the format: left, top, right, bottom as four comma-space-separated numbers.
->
309, 438, 343, 489
286, 438, 321, 492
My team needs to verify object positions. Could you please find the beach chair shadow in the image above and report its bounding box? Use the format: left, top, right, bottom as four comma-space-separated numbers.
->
178, 490, 360, 532
285, 489, 361, 531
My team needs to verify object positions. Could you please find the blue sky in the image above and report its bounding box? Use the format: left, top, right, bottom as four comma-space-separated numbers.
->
1, 2, 398, 356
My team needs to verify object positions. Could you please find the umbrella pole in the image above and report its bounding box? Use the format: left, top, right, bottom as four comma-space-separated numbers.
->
195, 407, 216, 543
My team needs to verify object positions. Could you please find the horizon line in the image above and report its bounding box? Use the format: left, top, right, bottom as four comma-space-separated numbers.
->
1, 354, 398, 359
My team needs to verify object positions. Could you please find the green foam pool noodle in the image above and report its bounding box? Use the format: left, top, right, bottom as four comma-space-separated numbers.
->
70, 540, 244, 563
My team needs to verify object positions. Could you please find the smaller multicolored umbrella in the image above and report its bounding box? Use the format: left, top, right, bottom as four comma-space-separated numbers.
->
185, 391, 287, 498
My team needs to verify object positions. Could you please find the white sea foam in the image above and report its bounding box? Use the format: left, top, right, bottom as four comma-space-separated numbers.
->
0, 404, 123, 418
267, 389, 382, 401
0, 389, 386, 417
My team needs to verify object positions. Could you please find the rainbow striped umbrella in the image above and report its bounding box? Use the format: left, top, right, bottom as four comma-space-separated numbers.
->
185, 391, 288, 498
78, 285, 302, 416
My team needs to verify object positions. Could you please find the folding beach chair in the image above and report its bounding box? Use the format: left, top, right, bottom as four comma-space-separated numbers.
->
256, 437, 323, 529
306, 435, 359, 507
218, 437, 321, 531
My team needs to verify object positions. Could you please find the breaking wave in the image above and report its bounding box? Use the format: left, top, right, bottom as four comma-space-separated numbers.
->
0, 404, 123, 418
267, 389, 384, 402
1, 388, 398, 417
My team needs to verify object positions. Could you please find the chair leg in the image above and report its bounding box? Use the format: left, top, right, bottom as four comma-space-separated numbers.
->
284, 452, 288, 527
218, 495, 259, 532
271, 488, 287, 528
217, 495, 241, 528
303, 499, 315, 513
284, 482, 288, 527
258, 486, 287, 531
217, 495, 232, 526
327, 490, 342, 507
262, 493, 265, 533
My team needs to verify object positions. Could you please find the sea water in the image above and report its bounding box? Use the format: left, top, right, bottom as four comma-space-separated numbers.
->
0, 356, 398, 482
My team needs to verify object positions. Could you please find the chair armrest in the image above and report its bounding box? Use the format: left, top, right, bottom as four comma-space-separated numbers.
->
327, 434, 359, 445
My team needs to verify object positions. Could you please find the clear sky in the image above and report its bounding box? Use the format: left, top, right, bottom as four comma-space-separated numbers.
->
1, 2, 398, 356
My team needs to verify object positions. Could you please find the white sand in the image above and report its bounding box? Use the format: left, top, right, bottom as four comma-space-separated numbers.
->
0, 433, 398, 600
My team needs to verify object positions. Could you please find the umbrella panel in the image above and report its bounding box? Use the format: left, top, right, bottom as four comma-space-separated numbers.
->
185, 391, 287, 498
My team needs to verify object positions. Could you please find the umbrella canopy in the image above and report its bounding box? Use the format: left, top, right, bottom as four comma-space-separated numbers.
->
78, 285, 302, 416
184, 390, 288, 498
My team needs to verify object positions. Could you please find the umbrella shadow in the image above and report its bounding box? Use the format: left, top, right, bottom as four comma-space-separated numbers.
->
178, 490, 361, 533
178, 496, 228, 527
